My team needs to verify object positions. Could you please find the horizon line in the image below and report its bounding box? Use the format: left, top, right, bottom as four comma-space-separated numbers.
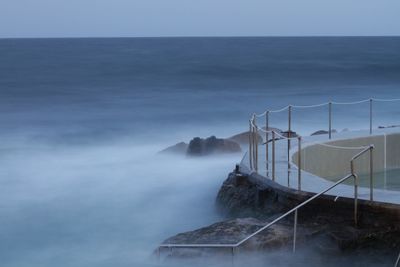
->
1, 34, 400, 40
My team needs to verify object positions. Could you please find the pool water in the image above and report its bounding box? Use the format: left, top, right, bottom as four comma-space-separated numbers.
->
342, 168, 400, 191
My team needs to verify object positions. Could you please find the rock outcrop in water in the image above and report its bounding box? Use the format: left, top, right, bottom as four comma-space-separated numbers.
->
311, 129, 337, 136
159, 128, 285, 155
162, 218, 307, 250
187, 136, 241, 156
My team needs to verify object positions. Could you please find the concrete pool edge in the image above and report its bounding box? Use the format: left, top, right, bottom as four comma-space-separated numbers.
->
241, 127, 400, 205
235, 168, 400, 228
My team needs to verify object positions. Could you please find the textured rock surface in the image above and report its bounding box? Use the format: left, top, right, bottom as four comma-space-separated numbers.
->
158, 170, 400, 260
215, 171, 400, 250
216, 172, 284, 218
187, 136, 241, 156
162, 218, 303, 249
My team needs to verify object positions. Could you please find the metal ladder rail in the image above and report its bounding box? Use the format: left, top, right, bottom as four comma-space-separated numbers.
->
159, 173, 356, 255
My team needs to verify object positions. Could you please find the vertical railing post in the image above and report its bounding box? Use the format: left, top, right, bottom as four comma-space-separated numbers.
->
353, 173, 358, 227
370, 146, 374, 201
252, 119, 254, 170
351, 159, 358, 226
272, 131, 276, 181
329, 102, 332, 139
266, 111, 269, 176
252, 116, 256, 171
231, 247, 235, 267
288, 105, 292, 187
288, 105, 292, 134
249, 120, 253, 170
255, 122, 258, 173
297, 136, 302, 191
369, 98, 373, 135
288, 105, 292, 157
293, 209, 298, 253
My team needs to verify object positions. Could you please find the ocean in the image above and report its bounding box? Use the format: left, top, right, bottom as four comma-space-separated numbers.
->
0, 37, 399, 266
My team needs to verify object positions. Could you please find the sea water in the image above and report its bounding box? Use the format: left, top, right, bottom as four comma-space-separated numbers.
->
0, 37, 399, 266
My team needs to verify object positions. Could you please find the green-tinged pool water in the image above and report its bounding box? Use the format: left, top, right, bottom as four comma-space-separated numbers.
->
334, 168, 400, 191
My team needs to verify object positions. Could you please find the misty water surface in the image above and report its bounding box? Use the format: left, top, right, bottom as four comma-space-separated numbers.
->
0, 37, 399, 266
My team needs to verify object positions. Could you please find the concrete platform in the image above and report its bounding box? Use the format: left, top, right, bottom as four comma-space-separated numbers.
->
239, 127, 400, 205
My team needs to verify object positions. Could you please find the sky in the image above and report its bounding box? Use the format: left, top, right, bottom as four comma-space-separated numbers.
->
0, 0, 400, 38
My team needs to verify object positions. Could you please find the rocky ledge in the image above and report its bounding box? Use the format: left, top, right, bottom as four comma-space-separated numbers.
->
161, 217, 317, 257
160, 170, 400, 258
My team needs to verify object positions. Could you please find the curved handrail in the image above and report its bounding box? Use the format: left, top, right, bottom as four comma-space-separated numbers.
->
158, 97, 399, 264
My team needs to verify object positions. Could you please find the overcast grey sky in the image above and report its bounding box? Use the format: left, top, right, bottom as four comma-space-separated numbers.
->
1, 0, 399, 38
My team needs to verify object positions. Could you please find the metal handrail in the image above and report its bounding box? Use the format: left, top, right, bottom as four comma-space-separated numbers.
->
159, 136, 374, 255
394, 251, 400, 267
159, 173, 356, 252
350, 145, 374, 202
251, 118, 375, 194
236, 173, 355, 247
252, 97, 400, 142
158, 97, 400, 261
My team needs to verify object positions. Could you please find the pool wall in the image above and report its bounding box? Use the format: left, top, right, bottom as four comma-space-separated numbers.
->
292, 133, 400, 180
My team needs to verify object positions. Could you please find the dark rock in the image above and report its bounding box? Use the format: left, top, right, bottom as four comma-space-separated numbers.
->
280, 130, 298, 138
216, 172, 283, 218
378, 125, 400, 129
328, 226, 360, 250
162, 217, 304, 250
156, 170, 400, 260
311, 129, 337, 136
216, 171, 400, 250
159, 142, 188, 154
187, 136, 241, 156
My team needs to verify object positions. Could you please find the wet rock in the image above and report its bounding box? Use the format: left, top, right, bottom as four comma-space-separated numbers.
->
328, 226, 360, 251
311, 129, 337, 136
162, 218, 297, 250
280, 130, 298, 138
159, 142, 188, 154
156, 170, 400, 260
216, 172, 283, 217
216, 171, 400, 252
187, 136, 241, 156
378, 125, 400, 129
159, 127, 282, 155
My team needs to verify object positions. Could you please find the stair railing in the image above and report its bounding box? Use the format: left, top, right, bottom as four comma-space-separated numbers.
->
158, 172, 357, 259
